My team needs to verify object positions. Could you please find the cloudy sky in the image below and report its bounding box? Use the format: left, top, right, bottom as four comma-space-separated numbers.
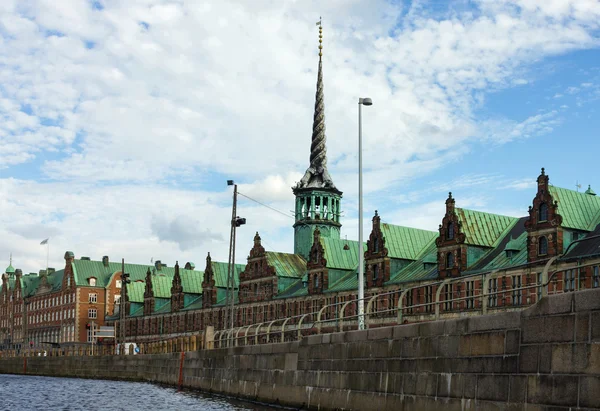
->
1, 0, 599, 274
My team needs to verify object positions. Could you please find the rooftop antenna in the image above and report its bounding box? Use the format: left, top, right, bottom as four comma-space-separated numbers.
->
576, 181, 582, 192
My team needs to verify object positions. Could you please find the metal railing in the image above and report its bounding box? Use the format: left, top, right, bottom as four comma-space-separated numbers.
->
212, 257, 599, 348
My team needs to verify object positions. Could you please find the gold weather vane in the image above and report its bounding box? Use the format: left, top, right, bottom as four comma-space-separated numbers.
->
316, 17, 322, 60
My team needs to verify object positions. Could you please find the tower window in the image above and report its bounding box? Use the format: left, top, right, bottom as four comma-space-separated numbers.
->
446, 252, 455, 269
538, 236, 548, 256
539, 203, 548, 222
447, 222, 454, 240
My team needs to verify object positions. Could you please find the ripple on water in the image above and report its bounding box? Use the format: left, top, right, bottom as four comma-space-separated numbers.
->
0, 375, 284, 411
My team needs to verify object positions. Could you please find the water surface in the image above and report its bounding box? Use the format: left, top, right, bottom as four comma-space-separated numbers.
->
0, 374, 283, 411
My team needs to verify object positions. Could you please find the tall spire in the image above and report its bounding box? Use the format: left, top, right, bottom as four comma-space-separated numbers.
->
295, 18, 336, 190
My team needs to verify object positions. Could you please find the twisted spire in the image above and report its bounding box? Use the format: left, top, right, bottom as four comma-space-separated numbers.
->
295, 19, 336, 190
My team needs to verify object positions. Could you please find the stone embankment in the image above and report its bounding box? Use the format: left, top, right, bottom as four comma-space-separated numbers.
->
1, 288, 599, 410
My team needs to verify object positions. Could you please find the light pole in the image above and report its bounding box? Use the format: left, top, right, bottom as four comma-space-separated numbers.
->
357, 97, 372, 330
226, 180, 246, 344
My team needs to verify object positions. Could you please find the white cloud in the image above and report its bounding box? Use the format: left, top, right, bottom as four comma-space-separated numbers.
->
1, 0, 600, 272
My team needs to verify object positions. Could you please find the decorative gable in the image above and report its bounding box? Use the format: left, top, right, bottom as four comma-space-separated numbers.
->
525, 168, 564, 262
143, 268, 155, 316
201, 253, 217, 308
238, 232, 277, 303
436, 192, 467, 277
307, 228, 328, 294
365, 211, 391, 287
170, 261, 184, 312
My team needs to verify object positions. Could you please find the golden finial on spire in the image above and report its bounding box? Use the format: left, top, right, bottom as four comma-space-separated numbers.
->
316, 17, 323, 60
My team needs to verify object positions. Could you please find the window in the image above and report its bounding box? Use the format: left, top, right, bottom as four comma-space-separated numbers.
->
572, 232, 580, 242
538, 236, 548, 256
466, 281, 475, 309
539, 203, 548, 222
373, 265, 379, 281
594, 266, 599, 288
88, 308, 97, 319
67, 276, 71, 287
314, 274, 319, 289
488, 278, 498, 307
446, 252, 454, 269
116, 279, 122, 289
511, 275, 522, 305
424, 286, 433, 312
373, 238, 379, 253
114, 295, 121, 305
88, 293, 97, 303
564, 270, 576, 292
88, 277, 97, 286
447, 222, 454, 240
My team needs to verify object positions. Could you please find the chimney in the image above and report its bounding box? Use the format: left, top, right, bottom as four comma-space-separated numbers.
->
102, 256, 109, 267
155, 260, 162, 271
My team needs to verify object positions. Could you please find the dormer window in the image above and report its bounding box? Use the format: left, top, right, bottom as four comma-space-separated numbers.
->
312, 250, 319, 263
538, 236, 548, 256
373, 238, 379, 253
88, 277, 97, 286
539, 203, 548, 222
447, 222, 454, 240
314, 274, 319, 289
446, 253, 454, 269
372, 264, 379, 281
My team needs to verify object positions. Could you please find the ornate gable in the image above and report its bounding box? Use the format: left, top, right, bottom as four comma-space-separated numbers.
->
365, 211, 391, 287
307, 228, 328, 294
143, 268, 155, 316
436, 192, 467, 278
238, 232, 277, 303
202, 253, 217, 308
525, 168, 563, 261
170, 261, 184, 312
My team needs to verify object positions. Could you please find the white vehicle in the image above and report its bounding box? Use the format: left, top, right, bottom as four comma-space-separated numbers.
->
116, 342, 139, 355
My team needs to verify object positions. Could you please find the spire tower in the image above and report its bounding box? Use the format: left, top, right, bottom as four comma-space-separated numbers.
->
293, 19, 343, 260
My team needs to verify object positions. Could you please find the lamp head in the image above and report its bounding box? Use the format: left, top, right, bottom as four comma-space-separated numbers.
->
359, 97, 373, 106
227, 180, 234, 186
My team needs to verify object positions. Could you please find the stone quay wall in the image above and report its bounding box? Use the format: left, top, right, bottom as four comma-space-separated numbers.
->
0, 288, 599, 410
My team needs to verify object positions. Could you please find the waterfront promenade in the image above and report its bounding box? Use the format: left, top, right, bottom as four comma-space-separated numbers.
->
1, 288, 599, 410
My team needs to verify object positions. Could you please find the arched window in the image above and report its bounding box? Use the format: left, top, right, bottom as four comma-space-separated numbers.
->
88, 277, 96, 286
373, 238, 379, 253
447, 222, 455, 240
373, 264, 379, 281
538, 236, 548, 255
446, 253, 455, 269
313, 250, 319, 263
539, 203, 548, 222
314, 274, 319, 289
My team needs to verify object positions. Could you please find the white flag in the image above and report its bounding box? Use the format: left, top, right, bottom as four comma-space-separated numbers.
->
40, 238, 49, 245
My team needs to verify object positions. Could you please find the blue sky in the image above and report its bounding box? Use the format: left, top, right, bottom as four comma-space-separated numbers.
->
1, 0, 599, 273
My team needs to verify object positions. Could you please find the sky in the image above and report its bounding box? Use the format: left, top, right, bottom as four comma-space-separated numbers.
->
1, 0, 599, 274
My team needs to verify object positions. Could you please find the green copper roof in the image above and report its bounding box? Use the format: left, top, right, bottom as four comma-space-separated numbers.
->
181, 270, 203, 294
467, 231, 528, 274
5, 264, 15, 274
381, 224, 438, 260
504, 236, 521, 252
389, 239, 438, 284
265, 252, 306, 278
585, 185, 596, 196
549, 186, 600, 231
456, 208, 518, 248
326, 270, 357, 293
182, 295, 203, 311
151, 275, 172, 299
320, 237, 366, 270
211, 261, 245, 288
127, 281, 145, 303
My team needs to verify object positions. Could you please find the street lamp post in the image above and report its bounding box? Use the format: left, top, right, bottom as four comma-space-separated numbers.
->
357, 97, 372, 330
226, 180, 246, 345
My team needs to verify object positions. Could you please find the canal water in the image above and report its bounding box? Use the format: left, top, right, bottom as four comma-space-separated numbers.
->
0, 374, 284, 411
